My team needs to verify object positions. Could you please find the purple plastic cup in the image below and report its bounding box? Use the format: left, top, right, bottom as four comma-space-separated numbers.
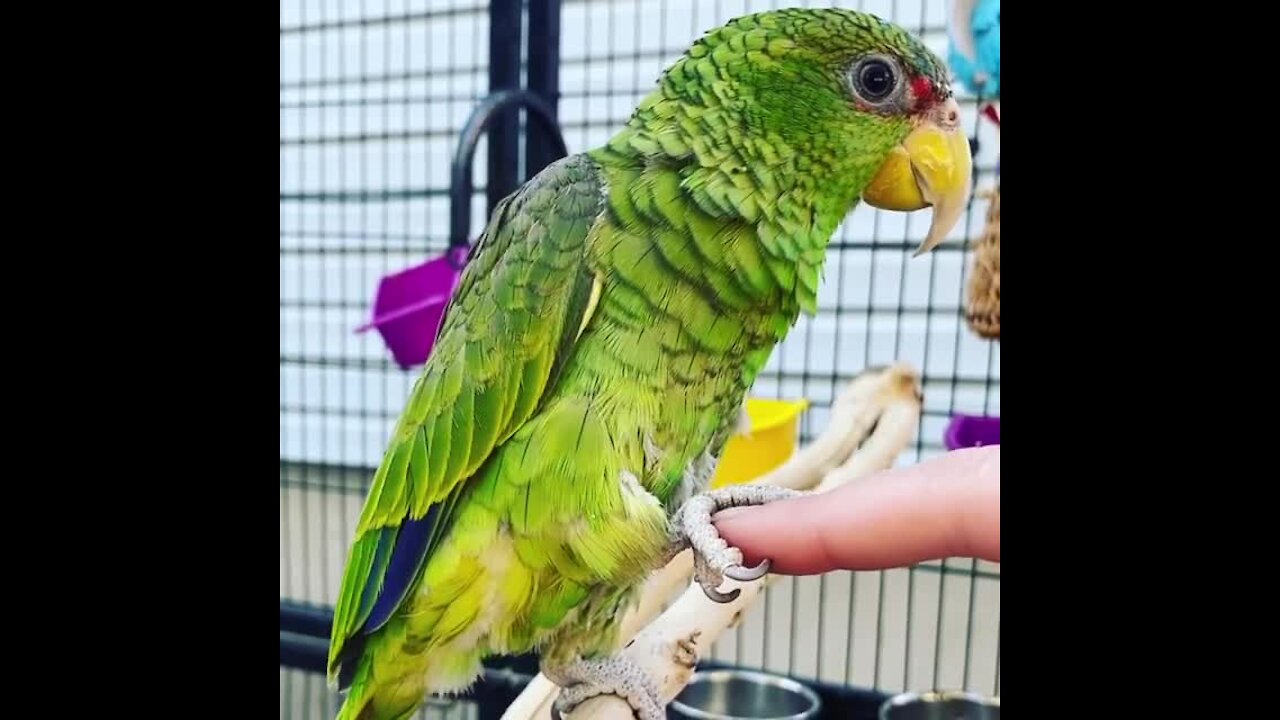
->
943, 414, 1000, 450
356, 245, 470, 369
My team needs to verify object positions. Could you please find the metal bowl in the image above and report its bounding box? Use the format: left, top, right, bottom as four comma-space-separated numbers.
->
668, 669, 821, 720
879, 690, 1000, 720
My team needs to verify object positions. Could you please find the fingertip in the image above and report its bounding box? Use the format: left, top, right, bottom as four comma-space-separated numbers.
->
714, 448, 999, 575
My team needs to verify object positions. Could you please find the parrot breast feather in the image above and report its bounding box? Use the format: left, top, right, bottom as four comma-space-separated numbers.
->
327, 154, 607, 686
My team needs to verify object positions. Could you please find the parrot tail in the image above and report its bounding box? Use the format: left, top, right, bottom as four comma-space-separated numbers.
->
333, 636, 432, 720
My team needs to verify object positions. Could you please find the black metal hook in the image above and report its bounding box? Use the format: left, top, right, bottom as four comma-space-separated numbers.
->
448, 89, 570, 254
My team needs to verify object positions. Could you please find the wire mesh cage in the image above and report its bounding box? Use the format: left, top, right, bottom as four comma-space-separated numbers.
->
280, 1, 1000, 717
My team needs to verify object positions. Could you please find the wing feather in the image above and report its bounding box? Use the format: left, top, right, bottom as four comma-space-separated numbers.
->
326, 154, 607, 685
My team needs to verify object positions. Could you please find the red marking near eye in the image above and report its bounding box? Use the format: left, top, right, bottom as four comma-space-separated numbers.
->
910, 76, 936, 108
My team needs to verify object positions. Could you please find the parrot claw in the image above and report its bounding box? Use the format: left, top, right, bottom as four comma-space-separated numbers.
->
545, 655, 665, 720
725, 558, 771, 582
673, 485, 803, 604
702, 584, 741, 603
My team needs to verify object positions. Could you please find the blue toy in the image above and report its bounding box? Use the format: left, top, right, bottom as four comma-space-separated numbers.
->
948, 0, 999, 99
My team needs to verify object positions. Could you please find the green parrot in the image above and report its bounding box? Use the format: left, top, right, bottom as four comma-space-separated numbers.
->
327, 8, 971, 720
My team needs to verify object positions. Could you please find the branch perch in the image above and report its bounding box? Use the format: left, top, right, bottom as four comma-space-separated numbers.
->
498, 363, 923, 720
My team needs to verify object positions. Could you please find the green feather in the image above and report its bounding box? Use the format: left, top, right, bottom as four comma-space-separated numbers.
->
326, 154, 609, 686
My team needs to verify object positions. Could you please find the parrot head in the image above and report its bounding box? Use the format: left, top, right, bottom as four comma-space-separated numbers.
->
626, 8, 973, 256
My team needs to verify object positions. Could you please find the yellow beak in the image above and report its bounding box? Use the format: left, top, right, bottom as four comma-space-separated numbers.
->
861, 97, 973, 257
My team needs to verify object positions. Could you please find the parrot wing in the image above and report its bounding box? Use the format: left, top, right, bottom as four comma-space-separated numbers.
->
327, 154, 606, 685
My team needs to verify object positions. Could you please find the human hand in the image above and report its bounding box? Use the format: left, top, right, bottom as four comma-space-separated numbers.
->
714, 445, 1000, 575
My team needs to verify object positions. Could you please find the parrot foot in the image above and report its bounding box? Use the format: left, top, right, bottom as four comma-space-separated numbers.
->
546, 655, 664, 720
673, 485, 804, 604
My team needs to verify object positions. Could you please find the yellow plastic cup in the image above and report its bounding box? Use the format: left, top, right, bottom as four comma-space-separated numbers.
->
710, 397, 809, 489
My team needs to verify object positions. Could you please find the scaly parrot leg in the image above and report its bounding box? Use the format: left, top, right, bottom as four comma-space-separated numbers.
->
672, 485, 805, 603
545, 655, 664, 720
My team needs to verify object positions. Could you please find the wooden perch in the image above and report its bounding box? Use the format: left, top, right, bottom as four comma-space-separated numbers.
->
498, 363, 924, 720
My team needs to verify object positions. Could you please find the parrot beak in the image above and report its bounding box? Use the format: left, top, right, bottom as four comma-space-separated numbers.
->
861, 97, 973, 257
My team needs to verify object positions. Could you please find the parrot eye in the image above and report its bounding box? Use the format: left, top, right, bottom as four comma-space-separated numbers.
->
850, 55, 902, 107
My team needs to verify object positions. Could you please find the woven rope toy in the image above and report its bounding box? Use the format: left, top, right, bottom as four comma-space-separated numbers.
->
965, 185, 999, 340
